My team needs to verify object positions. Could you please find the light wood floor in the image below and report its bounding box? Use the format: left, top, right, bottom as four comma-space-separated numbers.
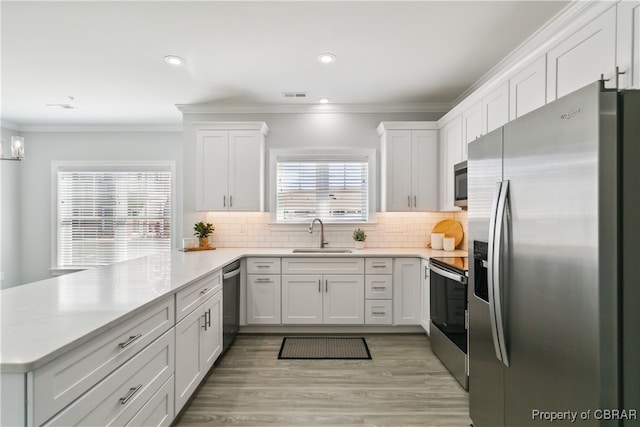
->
174, 334, 471, 427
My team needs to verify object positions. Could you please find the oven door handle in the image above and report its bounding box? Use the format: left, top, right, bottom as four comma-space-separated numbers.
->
429, 263, 466, 284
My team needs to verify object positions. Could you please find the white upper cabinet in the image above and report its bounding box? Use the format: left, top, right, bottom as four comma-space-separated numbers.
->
378, 122, 438, 212
617, 0, 640, 89
509, 56, 547, 119
547, 6, 617, 101
439, 116, 463, 211
195, 122, 268, 212
462, 102, 483, 146
482, 81, 509, 134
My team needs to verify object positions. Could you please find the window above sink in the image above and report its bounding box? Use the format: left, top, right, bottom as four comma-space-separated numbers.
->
269, 148, 377, 225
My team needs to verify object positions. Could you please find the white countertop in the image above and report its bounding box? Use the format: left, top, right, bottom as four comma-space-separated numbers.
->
0, 247, 466, 373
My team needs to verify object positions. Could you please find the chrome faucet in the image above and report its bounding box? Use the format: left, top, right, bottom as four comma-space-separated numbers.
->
309, 218, 328, 248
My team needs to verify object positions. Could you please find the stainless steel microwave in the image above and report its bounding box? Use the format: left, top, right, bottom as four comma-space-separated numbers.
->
454, 161, 467, 208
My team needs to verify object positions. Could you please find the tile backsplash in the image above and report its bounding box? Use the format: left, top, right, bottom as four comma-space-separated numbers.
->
203, 211, 468, 250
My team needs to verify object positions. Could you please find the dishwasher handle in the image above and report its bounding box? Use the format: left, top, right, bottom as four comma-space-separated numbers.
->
223, 268, 241, 280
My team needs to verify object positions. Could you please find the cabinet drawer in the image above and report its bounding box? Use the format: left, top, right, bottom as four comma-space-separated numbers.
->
247, 257, 281, 274
282, 257, 364, 275
365, 275, 393, 299
33, 297, 174, 426
126, 375, 174, 427
365, 300, 393, 325
176, 269, 222, 321
365, 258, 393, 274
44, 329, 175, 426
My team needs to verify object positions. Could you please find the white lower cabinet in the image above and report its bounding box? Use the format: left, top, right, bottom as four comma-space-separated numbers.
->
174, 290, 222, 413
364, 258, 393, 325
281, 274, 365, 325
44, 329, 175, 426
126, 376, 174, 427
33, 296, 175, 426
246, 274, 281, 324
393, 258, 421, 325
420, 259, 431, 335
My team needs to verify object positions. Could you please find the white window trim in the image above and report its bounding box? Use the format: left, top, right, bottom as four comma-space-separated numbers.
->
50, 161, 177, 273
268, 148, 377, 230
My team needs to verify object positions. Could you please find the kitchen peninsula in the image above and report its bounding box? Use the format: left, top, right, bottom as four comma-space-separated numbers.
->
0, 247, 465, 426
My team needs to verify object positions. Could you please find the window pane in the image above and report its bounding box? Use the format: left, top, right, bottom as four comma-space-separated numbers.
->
277, 159, 368, 223
57, 169, 172, 268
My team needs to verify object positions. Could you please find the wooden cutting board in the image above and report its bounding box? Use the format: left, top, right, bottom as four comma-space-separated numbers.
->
432, 219, 464, 247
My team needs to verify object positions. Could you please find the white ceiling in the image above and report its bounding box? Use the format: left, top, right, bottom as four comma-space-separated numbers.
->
1, 1, 569, 127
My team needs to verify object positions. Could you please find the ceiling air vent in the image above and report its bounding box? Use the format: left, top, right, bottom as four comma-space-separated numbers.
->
282, 92, 307, 99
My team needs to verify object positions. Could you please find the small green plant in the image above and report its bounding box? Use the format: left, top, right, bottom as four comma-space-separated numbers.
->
352, 228, 367, 242
193, 221, 215, 238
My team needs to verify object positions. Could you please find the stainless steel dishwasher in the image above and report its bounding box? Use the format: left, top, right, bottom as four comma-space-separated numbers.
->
222, 260, 241, 355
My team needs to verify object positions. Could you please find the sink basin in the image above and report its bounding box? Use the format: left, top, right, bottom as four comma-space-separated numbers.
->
292, 248, 353, 253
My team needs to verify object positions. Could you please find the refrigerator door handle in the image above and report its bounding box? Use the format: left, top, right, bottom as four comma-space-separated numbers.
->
493, 179, 510, 367
487, 181, 504, 363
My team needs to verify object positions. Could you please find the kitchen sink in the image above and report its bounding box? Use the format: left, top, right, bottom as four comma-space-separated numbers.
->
292, 248, 353, 253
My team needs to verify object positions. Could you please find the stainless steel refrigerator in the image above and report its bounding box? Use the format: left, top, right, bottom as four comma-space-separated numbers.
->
467, 81, 639, 427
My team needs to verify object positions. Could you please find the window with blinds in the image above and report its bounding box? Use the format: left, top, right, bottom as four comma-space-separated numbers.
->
56, 167, 172, 268
276, 158, 368, 223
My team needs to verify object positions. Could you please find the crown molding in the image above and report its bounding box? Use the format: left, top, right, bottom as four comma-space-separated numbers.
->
441, 0, 617, 126
1, 120, 22, 132
176, 102, 450, 115
11, 124, 182, 133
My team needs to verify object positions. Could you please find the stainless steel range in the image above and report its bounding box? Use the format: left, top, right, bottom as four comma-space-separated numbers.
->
429, 256, 469, 390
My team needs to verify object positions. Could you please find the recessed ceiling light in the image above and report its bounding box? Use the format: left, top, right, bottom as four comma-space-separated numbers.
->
317, 53, 336, 64
319, 98, 331, 104
164, 55, 185, 66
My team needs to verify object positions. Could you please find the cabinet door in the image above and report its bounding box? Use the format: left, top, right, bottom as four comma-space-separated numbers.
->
440, 117, 463, 211
420, 259, 430, 335
247, 275, 281, 324
281, 275, 323, 324
228, 130, 264, 211
482, 82, 509, 134
509, 56, 547, 119
196, 130, 229, 211
393, 258, 421, 325
617, 0, 640, 89
547, 6, 617, 101
202, 291, 223, 371
175, 307, 205, 413
412, 130, 438, 211
323, 275, 365, 325
384, 130, 413, 211
463, 102, 483, 149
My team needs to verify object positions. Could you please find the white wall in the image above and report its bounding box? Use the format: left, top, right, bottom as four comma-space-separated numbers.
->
0, 127, 23, 288
16, 131, 182, 285
182, 111, 443, 239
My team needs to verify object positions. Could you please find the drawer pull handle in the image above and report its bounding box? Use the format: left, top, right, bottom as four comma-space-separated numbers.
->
200, 288, 209, 295
371, 286, 387, 290
118, 334, 142, 349
255, 278, 272, 282
372, 264, 386, 268
372, 311, 386, 316
119, 384, 143, 404
256, 265, 270, 268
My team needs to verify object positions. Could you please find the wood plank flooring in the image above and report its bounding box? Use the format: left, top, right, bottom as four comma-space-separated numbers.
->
174, 334, 471, 427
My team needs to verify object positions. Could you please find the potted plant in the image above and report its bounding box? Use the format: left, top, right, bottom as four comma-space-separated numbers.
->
193, 221, 215, 248
352, 228, 367, 250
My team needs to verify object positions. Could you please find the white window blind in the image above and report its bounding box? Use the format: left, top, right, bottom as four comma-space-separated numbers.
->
276, 158, 368, 223
57, 168, 172, 268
